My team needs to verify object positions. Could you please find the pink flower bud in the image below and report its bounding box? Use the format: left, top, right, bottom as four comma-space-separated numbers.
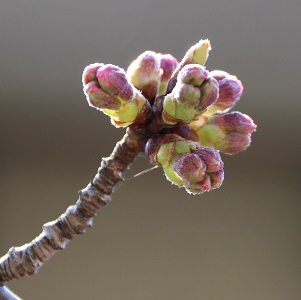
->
183, 147, 224, 193
204, 70, 243, 115
82, 63, 103, 85
185, 175, 212, 194
159, 54, 178, 82
83, 81, 121, 110
223, 132, 252, 154
127, 51, 161, 102
199, 77, 219, 112
173, 153, 207, 182
194, 146, 224, 172
178, 64, 209, 86
209, 170, 224, 189
158, 54, 178, 95
97, 64, 134, 100
192, 111, 257, 154
210, 111, 256, 134
83, 63, 148, 127
146, 134, 224, 194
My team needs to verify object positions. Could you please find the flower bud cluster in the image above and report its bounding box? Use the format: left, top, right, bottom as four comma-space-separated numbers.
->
146, 134, 224, 194
162, 64, 219, 125
83, 63, 148, 127
82, 39, 257, 194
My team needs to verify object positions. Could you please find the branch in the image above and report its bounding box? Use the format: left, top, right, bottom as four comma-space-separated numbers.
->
0, 127, 147, 286
0, 286, 22, 300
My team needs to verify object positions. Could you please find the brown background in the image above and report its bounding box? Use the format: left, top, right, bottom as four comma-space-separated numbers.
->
1, 0, 300, 299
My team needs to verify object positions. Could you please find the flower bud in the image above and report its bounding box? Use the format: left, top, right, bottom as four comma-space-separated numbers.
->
83, 81, 121, 110
82, 63, 148, 127
191, 111, 257, 154
178, 64, 209, 86
204, 70, 243, 116
97, 64, 134, 100
199, 77, 219, 112
170, 39, 211, 80
127, 51, 161, 103
182, 39, 211, 66
162, 64, 219, 125
82, 63, 104, 85
173, 153, 207, 182
194, 146, 224, 172
158, 54, 178, 95
185, 175, 211, 194
145, 134, 224, 194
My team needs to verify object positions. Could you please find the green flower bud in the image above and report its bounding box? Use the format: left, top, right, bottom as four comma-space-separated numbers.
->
127, 51, 161, 103
145, 134, 224, 194
204, 70, 243, 116
190, 112, 257, 154
170, 39, 211, 81
183, 39, 211, 66
162, 64, 219, 125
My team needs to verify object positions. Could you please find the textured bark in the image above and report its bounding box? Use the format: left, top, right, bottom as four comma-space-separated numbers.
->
0, 127, 148, 286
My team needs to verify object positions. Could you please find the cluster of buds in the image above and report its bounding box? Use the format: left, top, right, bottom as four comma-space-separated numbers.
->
162, 64, 219, 125
82, 39, 257, 194
146, 134, 224, 194
82, 63, 149, 127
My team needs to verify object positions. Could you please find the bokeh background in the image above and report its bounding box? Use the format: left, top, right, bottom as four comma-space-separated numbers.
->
1, 0, 300, 299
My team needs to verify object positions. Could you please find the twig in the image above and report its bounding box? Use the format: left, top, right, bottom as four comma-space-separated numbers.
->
0, 127, 148, 286
0, 286, 22, 300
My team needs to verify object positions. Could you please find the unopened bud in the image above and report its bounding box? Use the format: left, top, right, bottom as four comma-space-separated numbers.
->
127, 51, 161, 103
83, 63, 148, 127
145, 134, 224, 194
204, 70, 243, 116
97, 64, 134, 100
191, 111, 257, 154
82, 63, 104, 85
173, 153, 207, 182
199, 77, 219, 112
211, 111, 256, 133
83, 81, 121, 110
194, 146, 224, 172
162, 64, 218, 125
158, 54, 178, 95
170, 39, 211, 80
182, 39, 211, 66
178, 64, 209, 86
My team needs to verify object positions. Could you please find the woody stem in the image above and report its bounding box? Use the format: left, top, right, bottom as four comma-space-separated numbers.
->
0, 127, 147, 286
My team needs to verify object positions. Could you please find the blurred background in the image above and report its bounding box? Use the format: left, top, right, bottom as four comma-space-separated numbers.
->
1, 0, 300, 299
